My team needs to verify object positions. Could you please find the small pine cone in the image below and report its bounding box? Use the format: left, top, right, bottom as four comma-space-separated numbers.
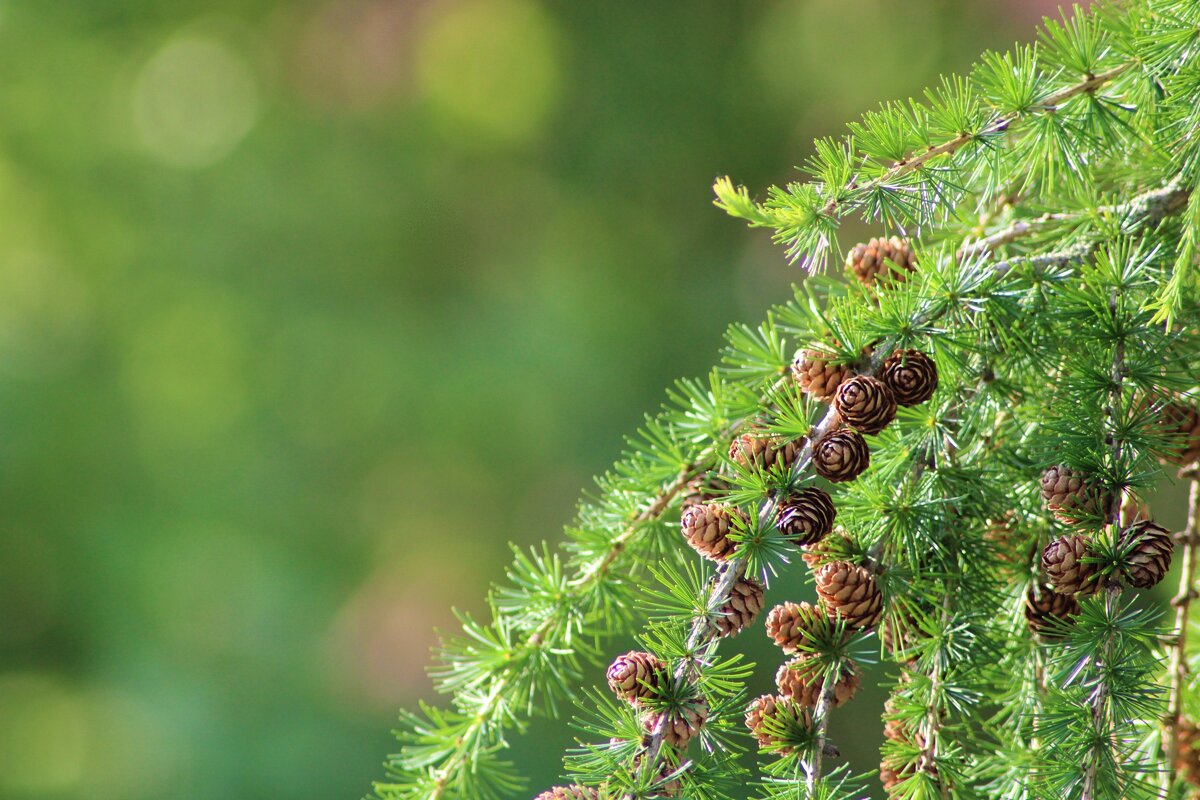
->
775, 656, 860, 708
812, 429, 870, 483
1041, 535, 1101, 596
1040, 465, 1101, 523
645, 697, 708, 748
764, 601, 826, 653
791, 348, 855, 402
845, 236, 917, 287
729, 433, 801, 472
880, 349, 938, 407
1024, 583, 1081, 636
1158, 400, 1200, 466
834, 375, 897, 435
606, 651, 665, 703
714, 577, 765, 637
776, 487, 837, 546
882, 696, 927, 748
815, 561, 883, 629
534, 786, 598, 800
1177, 719, 1200, 788
800, 529, 857, 570
1118, 520, 1174, 589
680, 473, 729, 511
745, 694, 811, 753
680, 503, 742, 562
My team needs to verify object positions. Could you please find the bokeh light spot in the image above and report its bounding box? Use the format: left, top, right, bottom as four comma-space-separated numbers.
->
415, 0, 562, 147
0, 674, 88, 793
132, 34, 260, 168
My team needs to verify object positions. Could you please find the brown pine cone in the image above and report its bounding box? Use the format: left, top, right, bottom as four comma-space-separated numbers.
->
606, 651, 665, 703
714, 577, 765, 637
1041, 465, 1101, 523
882, 696, 926, 748
1118, 520, 1174, 589
880, 349, 938, 407
745, 694, 812, 753
775, 656, 860, 709
791, 348, 855, 402
815, 561, 883, 629
534, 786, 598, 800
1042, 535, 1101, 596
1158, 399, 1200, 466
834, 375, 897, 435
729, 433, 802, 472
845, 236, 917, 287
776, 487, 836, 546
1177, 718, 1200, 788
680, 473, 729, 511
645, 697, 708, 748
764, 601, 826, 653
812, 429, 870, 483
680, 503, 743, 562
800, 530, 857, 570
880, 758, 937, 795
1024, 583, 1081, 636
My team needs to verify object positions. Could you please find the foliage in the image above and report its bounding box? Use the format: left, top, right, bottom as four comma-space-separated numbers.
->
377, 1, 1200, 799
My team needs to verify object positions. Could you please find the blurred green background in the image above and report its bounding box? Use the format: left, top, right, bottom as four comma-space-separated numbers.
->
0, 1, 1096, 798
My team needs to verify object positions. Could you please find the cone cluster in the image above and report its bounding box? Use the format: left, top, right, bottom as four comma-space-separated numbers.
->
604, 651, 710, 753
775, 656, 861, 708
845, 236, 917, 287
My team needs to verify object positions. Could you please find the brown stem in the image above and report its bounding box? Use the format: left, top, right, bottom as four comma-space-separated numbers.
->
1164, 473, 1200, 779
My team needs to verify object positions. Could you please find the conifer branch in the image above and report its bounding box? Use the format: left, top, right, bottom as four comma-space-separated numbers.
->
818, 64, 1131, 219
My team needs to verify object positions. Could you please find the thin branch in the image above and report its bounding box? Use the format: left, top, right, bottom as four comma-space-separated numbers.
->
818, 64, 1131, 218
1164, 470, 1200, 778
807, 674, 838, 792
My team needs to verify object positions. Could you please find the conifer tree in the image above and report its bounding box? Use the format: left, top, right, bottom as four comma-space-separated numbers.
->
372, 1, 1200, 798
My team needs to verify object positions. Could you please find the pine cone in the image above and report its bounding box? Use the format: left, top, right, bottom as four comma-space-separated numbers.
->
1042, 535, 1101, 596
729, 433, 802, 472
776, 487, 836, 546
680, 473, 729, 511
812, 429, 870, 483
1118, 520, 1174, 589
645, 697, 708, 748
680, 503, 742, 562
815, 561, 883, 629
606, 651, 665, 703
1158, 399, 1200, 465
775, 656, 860, 708
791, 348, 855, 402
534, 786, 598, 800
800, 530, 857, 570
880, 758, 937, 795
1024, 583, 1080, 636
1041, 465, 1101, 523
845, 236, 917, 287
714, 577, 765, 637
1177, 718, 1200, 788
880, 349, 938, 407
834, 375, 897, 435
882, 695, 926, 748
745, 694, 811, 753
764, 601, 827, 653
